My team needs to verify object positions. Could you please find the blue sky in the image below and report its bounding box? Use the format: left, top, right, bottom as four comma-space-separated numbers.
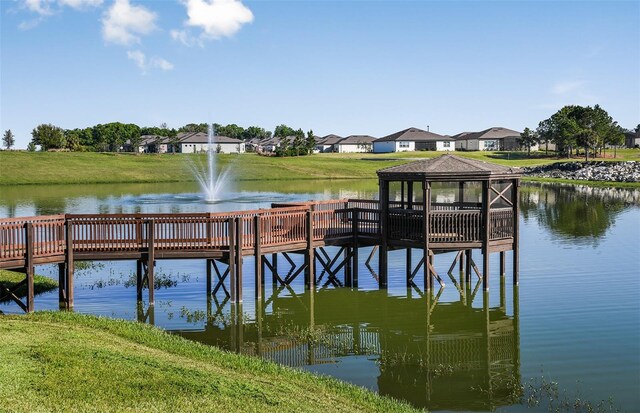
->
1, 0, 638, 148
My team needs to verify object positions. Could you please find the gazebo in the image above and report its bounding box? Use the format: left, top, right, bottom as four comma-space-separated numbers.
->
376, 154, 521, 291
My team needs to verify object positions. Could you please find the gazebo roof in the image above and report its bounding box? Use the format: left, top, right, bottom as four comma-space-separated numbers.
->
377, 154, 521, 180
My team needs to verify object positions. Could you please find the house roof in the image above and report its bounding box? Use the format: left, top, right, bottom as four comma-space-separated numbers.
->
178, 132, 244, 144
339, 135, 376, 145
375, 127, 449, 142
377, 154, 521, 180
453, 127, 521, 141
317, 134, 344, 145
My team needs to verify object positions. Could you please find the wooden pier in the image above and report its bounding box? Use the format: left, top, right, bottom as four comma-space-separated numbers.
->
0, 155, 520, 313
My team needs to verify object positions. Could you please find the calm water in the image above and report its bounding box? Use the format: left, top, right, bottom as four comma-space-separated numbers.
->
1, 180, 638, 412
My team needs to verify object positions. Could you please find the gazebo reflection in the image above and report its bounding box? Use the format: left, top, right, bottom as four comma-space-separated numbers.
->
175, 283, 520, 411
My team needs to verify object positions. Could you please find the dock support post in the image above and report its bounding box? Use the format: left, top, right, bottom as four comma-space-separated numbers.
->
228, 218, 237, 303
235, 217, 243, 303
513, 178, 520, 285
206, 259, 212, 295
465, 250, 472, 284
423, 181, 431, 292
58, 263, 65, 307
351, 210, 359, 288
500, 251, 506, 277
406, 248, 412, 287
25, 223, 34, 313
254, 216, 262, 300
378, 245, 388, 288
147, 221, 155, 305
271, 253, 278, 286
136, 260, 143, 301
65, 220, 74, 309
482, 180, 490, 291
344, 247, 352, 287
304, 210, 315, 290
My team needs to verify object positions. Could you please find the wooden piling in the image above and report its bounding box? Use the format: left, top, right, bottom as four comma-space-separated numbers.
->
147, 221, 155, 305
228, 218, 237, 302
65, 220, 74, 308
25, 223, 34, 313
304, 210, 315, 290
254, 216, 262, 299
235, 217, 243, 302
482, 180, 490, 291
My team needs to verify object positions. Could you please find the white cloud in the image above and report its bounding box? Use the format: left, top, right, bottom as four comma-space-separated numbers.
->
102, 0, 157, 46
178, 0, 253, 41
59, 0, 103, 9
23, 0, 54, 16
170, 29, 201, 47
127, 50, 174, 73
19, 0, 102, 29
22, 0, 102, 15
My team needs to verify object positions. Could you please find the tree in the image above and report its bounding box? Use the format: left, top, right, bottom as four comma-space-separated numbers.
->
178, 123, 208, 134
517, 127, 538, 157
27, 142, 36, 152
305, 130, 316, 155
215, 123, 244, 140
536, 105, 620, 160
242, 126, 271, 141
273, 124, 296, 138
3, 130, 15, 150
31, 123, 66, 151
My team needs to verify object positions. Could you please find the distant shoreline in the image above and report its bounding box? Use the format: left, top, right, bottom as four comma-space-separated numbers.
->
0, 151, 638, 188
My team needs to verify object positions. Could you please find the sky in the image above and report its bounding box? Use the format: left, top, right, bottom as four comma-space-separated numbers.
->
1, 0, 638, 148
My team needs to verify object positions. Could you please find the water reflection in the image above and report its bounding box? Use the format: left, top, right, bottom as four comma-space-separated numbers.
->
175, 285, 520, 412
521, 184, 639, 242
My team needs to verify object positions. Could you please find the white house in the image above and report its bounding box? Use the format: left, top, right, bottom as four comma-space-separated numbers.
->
178, 132, 245, 154
334, 135, 376, 153
373, 127, 453, 153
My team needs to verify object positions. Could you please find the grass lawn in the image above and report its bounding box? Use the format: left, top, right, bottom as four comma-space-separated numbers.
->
0, 269, 57, 303
0, 150, 638, 186
0, 312, 419, 413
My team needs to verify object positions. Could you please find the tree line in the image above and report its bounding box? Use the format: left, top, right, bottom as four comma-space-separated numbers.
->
2, 122, 313, 153
517, 105, 635, 160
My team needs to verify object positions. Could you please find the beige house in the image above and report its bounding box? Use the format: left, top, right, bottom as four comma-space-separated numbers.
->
178, 132, 245, 154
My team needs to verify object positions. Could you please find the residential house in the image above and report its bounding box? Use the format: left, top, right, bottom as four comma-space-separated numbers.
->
316, 134, 343, 153
178, 132, 245, 154
373, 127, 453, 153
453, 127, 529, 151
334, 135, 376, 153
625, 131, 640, 148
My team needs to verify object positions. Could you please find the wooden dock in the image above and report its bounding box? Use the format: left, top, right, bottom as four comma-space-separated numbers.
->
0, 197, 516, 313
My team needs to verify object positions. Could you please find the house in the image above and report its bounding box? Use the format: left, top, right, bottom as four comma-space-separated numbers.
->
334, 135, 376, 153
124, 135, 172, 153
625, 131, 640, 148
178, 132, 245, 154
453, 127, 530, 151
315, 134, 343, 153
373, 127, 453, 153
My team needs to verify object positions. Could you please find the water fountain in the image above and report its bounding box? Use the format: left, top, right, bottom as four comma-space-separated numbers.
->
189, 124, 231, 202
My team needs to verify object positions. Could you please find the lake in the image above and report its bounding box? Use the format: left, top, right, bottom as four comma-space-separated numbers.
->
1, 179, 638, 412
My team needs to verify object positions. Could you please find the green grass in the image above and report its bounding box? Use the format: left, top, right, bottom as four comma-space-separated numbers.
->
0, 312, 419, 413
0, 150, 638, 186
0, 270, 57, 302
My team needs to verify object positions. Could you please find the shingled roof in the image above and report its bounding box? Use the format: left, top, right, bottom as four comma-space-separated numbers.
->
377, 154, 521, 180
376, 127, 449, 142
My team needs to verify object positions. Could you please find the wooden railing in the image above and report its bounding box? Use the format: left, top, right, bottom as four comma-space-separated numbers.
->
0, 215, 66, 261
0, 200, 515, 266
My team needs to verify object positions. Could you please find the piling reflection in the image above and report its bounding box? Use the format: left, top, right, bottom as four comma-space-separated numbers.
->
177, 284, 520, 411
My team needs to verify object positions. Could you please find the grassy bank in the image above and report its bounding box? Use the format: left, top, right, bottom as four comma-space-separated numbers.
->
0, 270, 57, 302
0, 150, 638, 186
0, 312, 418, 413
